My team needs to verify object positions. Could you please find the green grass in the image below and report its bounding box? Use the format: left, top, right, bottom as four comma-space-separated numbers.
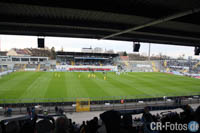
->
0, 72, 200, 103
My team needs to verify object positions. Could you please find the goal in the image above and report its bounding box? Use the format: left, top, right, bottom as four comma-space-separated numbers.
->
76, 98, 90, 112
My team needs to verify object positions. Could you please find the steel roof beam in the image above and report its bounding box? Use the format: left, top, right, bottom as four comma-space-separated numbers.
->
100, 7, 200, 40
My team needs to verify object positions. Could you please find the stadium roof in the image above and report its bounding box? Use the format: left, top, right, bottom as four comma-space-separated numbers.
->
56, 51, 119, 57
0, 0, 200, 46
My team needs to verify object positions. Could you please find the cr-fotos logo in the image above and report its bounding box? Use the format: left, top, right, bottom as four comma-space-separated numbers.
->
150, 121, 199, 132
188, 121, 199, 132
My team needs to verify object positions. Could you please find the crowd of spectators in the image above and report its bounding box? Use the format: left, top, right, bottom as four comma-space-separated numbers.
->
59, 60, 114, 66
162, 60, 200, 73
0, 104, 199, 133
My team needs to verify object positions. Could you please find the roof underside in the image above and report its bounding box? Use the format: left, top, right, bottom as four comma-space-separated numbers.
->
56, 51, 119, 57
0, 0, 200, 46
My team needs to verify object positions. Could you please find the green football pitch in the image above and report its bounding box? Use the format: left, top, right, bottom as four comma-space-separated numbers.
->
0, 71, 200, 103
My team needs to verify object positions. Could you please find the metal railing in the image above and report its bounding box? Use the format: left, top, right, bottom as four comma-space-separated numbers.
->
0, 98, 199, 115
0, 92, 200, 104
0, 92, 199, 115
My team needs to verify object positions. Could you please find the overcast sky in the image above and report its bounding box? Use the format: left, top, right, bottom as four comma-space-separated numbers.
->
0, 34, 199, 59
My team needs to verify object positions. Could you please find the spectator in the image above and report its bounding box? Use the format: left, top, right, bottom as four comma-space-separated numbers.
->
55, 106, 58, 114
99, 110, 121, 133
194, 105, 200, 123
181, 104, 194, 122
5, 121, 20, 133
142, 107, 157, 133
90, 117, 100, 133
7, 107, 12, 116
4, 106, 12, 117
20, 120, 35, 133
122, 114, 132, 127
0, 125, 2, 133
43, 108, 49, 116
80, 121, 86, 133
72, 122, 79, 133
96, 122, 107, 133
36, 119, 54, 133
68, 119, 73, 133
31, 107, 36, 119
54, 117, 70, 133
142, 107, 154, 123
27, 107, 31, 116
58, 108, 64, 115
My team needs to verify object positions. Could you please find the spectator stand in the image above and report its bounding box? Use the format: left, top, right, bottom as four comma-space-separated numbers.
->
0, 104, 200, 133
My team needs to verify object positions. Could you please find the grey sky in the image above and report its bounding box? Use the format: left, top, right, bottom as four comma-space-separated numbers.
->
0, 35, 199, 59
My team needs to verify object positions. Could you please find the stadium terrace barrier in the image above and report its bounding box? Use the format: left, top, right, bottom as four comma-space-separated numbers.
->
0, 93, 199, 114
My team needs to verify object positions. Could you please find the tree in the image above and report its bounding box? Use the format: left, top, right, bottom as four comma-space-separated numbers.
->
123, 51, 127, 56
51, 47, 56, 59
